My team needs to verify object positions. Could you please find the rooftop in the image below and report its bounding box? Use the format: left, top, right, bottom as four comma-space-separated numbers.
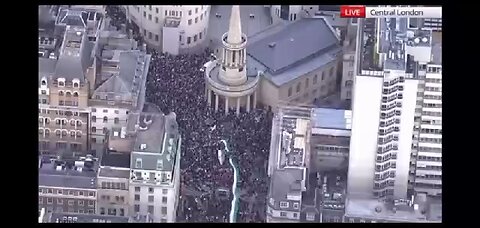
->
268, 106, 311, 211
129, 112, 180, 172
56, 8, 88, 28
248, 18, 339, 74
311, 108, 352, 130
98, 167, 130, 179
39, 156, 98, 189
100, 151, 130, 168
345, 195, 441, 223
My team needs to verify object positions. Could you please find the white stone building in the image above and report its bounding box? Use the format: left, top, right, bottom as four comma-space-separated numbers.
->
125, 5, 211, 54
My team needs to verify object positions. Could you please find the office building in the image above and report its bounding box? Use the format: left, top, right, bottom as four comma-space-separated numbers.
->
128, 112, 182, 222
38, 6, 107, 157
38, 155, 98, 214
266, 106, 311, 222
89, 24, 150, 150
125, 5, 211, 54
346, 17, 441, 222
96, 151, 131, 217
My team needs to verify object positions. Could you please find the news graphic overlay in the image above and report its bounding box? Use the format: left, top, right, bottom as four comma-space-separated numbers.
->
340, 6, 442, 18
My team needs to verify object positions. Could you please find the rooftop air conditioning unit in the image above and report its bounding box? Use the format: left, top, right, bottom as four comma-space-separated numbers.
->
140, 144, 147, 150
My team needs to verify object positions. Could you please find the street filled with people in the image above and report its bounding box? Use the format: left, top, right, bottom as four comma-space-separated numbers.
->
107, 6, 272, 223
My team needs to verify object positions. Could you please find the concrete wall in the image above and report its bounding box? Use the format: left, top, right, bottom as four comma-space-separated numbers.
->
347, 75, 383, 196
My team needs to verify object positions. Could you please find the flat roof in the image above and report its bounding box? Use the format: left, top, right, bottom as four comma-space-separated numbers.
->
311, 108, 352, 130
130, 112, 166, 154
101, 151, 130, 168
345, 196, 438, 222
98, 167, 130, 179
248, 18, 339, 73
39, 157, 98, 189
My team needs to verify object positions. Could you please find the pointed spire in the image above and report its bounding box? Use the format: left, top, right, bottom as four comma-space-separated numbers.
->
227, 5, 243, 44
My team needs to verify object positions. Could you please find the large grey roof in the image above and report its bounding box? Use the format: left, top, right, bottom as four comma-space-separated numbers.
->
247, 18, 339, 73
130, 113, 180, 172
101, 151, 130, 168
39, 169, 97, 189
54, 39, 93, 82
38, 58, 57, 82
268, 168, 304, 211
93, 51, 150, 103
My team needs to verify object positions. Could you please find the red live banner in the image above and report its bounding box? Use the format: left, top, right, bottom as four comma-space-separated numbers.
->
340, 5, 366, 18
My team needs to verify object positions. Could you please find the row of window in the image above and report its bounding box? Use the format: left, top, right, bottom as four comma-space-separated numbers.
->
39, 197, 95, 207
134, 187, 169, 195
287, 68, 335, 97
39, 188, 95, 197
416, 155, 442, 162
100, 195, 126, 202
99, 207, 125, 216
100, 182, 127, 190
59, 100, 79, 107
134, 194, 168, 204
91, 127, 109, 135
133, 204, 168, 216
421, 111, 442, 117
39, 129, 82, 138
417, 146, 441, 153
185, 30, 205, 45
39, 141, 82, 151
279, 201, 299, 209
419, 137, 442, 144
91, 116, 121, 124
50, 80, 81, 88
424, 86, 442, 92
420, 128, 442, 134
42, 206, 95, 215
425, 78, 442, 83
91, 108, 125, 114
39, 118, 83, 126
39, 109, 82, 116
57, 90, 79, 97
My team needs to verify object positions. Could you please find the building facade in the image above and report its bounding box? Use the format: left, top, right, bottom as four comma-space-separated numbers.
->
125, 5, 211, 54
39, 155, 98, 214
266, 106, 311, 222
347, 17, 442, 202
39, 17, 95, 157
96, 152, 131, 217
128, 112, 182, 222
340, 18, 358, 102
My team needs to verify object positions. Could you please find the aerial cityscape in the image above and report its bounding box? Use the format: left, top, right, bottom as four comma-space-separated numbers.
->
38, 5, 442, 223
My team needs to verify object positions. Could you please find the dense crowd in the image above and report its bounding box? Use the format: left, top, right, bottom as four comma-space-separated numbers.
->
106, 6, 272, 223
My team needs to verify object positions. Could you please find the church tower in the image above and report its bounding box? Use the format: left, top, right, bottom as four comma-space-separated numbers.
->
218, 5, 248, 86
203, 5, 260, 116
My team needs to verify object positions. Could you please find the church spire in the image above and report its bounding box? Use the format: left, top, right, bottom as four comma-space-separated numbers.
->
226, 5, 242, 44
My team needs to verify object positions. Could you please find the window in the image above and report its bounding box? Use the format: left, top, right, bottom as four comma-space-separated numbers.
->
100, 207, 105, 215
155, 16, 159, 23
59, 91, 64, 96
187, 37, 191, 44
156, 8, 159, 14
195, 17, 198, 23
149, 187, 154, 193
195, 7, 198, 14
149, 205, 155, 214
143, 29, 147, 36
114, 117, 120, 124
120, 208, 125, 216
149, 32, 152, 39
57, 198, 63, 204
135, 187, 140, 192
47, 198, 53, 204
305, 78, 309, 89
188, 10, 192, 15
194, 35, 198, 42
279, 201, 289, 208
293, 212, 298, 218
148, 14, 152, 21
293, 202, 299, 209
68, 200, 74, 206
41, 80, 46, 85
78, 200, 84, 206
143, 11, 146, 18
165, 10, 167, 16
134, 204, 140, 212
288, 87, 292, 97
103, 116, 108, 123
58, 81, 65, 87
41, 90, 46, 95
199, 32, 202, 40
155, 34, 159, 41
296, 83, 301, 93
200, 14, 203, 20
162, 196, 167, 204
280, 211, 287, 217
136, 158, 142, 168
42, 99, 47, 104
161, 206, 167, 215
188, 19, 192, 25
149, 195, 154, 202
70, 131, 75, 137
